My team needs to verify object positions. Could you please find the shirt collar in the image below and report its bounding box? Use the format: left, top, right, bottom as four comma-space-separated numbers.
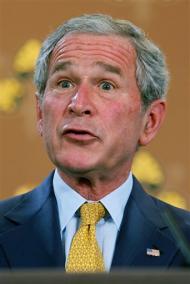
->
101, 173, 133, 230
53, 169, 133, 232
53, 170, 85, 233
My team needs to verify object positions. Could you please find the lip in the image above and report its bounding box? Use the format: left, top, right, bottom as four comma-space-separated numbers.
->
62, 127, 98, 142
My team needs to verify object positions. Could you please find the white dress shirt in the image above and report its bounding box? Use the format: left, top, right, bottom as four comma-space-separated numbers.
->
53, 169, 133, 271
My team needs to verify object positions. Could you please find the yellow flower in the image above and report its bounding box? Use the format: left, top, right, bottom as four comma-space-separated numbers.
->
14, 184, 34, 196
158, 191, 187, 209
13, 39, 41, 74
0, 78, 24, 112
132, 150, 164, 186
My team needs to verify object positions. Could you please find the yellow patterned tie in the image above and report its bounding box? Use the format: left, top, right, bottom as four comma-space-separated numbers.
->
66, 202, 105, 272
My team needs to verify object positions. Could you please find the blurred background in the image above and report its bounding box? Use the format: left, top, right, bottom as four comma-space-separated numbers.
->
0, 0, 189, 208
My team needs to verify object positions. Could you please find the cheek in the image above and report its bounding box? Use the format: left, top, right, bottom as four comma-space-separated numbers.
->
42, 94, 67, 121
101, 104, 127, 140
103, 98, 141, 125
40, 98, 61, 139
101, 98, 143, 144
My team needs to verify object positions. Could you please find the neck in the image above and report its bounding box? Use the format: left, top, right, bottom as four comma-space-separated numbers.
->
57, 167, 131, 201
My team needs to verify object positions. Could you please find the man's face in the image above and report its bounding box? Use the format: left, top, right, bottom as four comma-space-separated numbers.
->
37, 33, 150, 177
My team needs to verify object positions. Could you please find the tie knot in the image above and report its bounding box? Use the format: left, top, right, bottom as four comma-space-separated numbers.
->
80, 202, 105, 225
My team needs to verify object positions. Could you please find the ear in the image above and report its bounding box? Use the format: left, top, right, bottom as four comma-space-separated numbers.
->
139, 100, 166, 146
35, 94, 43, 137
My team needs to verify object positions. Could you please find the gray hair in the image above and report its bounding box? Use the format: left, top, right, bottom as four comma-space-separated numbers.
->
34, 14, 169, 108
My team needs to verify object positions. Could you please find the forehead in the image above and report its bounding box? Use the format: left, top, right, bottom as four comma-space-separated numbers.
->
49, 33, 137, 73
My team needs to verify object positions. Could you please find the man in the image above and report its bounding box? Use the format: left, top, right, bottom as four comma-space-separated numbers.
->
0, 14, 190, 271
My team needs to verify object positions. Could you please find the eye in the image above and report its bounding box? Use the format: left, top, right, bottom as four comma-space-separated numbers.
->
99, 81, 114, 91
57, 80, 73, 89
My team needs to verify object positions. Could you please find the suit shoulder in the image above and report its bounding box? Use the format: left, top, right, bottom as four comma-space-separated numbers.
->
0, 172, 54, 218
0, 193, 28, 216
152, 195, 190, 225
132, 176, 190, 226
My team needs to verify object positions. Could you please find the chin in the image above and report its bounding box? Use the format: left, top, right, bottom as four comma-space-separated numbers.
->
50, 149, 103, 174
55, 158, 97, 175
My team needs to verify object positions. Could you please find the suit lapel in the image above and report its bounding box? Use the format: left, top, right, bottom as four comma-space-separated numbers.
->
111, 177, 179, 269
0, 173, 65, 268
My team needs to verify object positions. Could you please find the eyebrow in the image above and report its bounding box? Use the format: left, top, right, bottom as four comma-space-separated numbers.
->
95, 61, 122, 76
50, 61, 72, 75
50, 60, 122, 77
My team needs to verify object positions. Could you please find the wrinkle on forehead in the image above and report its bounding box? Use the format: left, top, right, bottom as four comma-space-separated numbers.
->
55, 33, 135, 54
50, 33, 137, 70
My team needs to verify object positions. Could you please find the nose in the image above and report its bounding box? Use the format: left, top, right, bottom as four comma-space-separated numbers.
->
68, 84, 94, 116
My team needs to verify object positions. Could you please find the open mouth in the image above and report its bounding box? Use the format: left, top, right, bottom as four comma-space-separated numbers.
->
62, 128, 97, 142
65, 129, 92, 135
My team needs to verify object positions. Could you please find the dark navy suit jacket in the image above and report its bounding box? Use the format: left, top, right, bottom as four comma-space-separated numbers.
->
0, 172, 190, 269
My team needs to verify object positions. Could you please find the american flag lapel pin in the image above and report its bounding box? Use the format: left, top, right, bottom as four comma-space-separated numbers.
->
146, 248, 160, 257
